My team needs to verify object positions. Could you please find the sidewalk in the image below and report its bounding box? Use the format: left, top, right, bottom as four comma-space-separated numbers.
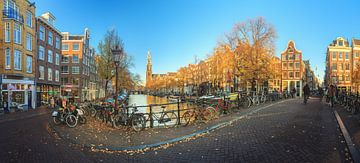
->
49, 99, 293, 152
0, 106, 50, 124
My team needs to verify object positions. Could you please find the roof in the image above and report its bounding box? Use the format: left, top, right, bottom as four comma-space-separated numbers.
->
353, 39, 360, 46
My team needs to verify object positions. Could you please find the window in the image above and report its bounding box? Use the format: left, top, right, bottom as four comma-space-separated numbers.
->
72, 43, 79, 50
283, 72, 287, 78
295, 62, 300, 69
295, 72, 300, 78
339, 76, 343, 81
340, 63, 343, 70
14, 49, 21, 70
282, 63, 287, 69
346, 75, 350, 81
72, 78, 79, 86
39, 66, 44, 80
5, 22, 10, 42
289, 72, 294, 78
55, 53, 60, 65
356, 52, 359, 58
61, 77, 68, 85
295, 54, 300, 60
355, 61, 359, 69
332, 63, 337, 70
289, 63, 294, 68
72, 54, 79, 63
61, 56, 69, 63
26, 33, 32, 51
55, 37, 60, 49
346, 63, 350, 70
26, 11, 32, 27
48, 68, 53, 81
345, 52, 349, 59
48, 31, 53, 45
55, 70, 59, 82
48, 50, 53, 63
26, 55, 32, 73
339, 40, 343, 46
5, 48, 11, 69
39, 25, 45, 41
339, 52, 343, 59
61, 66, 69, 73
62, 43, 69, 50
332, 52, 336, 59
39, 46, 44, 60
14, 23, 21, 44
72, 66, 80, 74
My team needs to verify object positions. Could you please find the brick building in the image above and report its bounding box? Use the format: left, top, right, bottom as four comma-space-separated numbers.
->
60, 28, 91, 102
35, 12, 61, 106
0, 0, 36, 109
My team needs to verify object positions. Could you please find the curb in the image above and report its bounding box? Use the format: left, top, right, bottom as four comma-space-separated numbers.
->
334, 110, 360, 163
50, 99, 294, 152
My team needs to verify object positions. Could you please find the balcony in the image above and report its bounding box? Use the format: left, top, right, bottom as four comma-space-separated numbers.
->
2, 8, 24, 23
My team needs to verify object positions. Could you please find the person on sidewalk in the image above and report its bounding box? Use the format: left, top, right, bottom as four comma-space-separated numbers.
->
291, 88, 296, 98
303, 84, 310, 104
328, 84, 336, 107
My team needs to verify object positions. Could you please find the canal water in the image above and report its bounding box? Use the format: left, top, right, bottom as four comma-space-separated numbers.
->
127, 94, 189, 127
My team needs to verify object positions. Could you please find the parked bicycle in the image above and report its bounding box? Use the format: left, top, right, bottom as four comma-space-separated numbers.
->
145, 105, 178, 128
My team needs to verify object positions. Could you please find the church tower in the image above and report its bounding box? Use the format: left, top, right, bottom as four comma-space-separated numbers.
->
146, 50, 152, 88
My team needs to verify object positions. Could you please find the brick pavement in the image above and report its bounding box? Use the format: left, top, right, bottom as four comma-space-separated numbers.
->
0, 98, 351, 162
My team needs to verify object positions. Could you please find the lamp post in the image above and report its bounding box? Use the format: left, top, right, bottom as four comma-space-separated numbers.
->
111, 45, 123, 110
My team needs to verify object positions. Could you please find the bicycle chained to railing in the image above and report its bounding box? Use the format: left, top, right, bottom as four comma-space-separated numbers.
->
143, 104, 179, 128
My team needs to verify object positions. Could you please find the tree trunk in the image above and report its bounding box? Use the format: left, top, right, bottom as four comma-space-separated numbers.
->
104, 80, 109, 97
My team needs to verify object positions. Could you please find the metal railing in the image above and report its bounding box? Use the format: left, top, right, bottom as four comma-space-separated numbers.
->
2, 8, 24, 23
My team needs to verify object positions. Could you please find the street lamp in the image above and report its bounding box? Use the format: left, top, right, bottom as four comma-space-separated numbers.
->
111, 45, 123, 110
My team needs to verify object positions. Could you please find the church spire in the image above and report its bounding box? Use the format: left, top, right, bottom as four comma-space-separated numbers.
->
147, 49, 151, 64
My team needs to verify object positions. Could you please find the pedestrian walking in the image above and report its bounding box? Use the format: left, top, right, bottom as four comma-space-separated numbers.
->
303, 84, 310, 104
328, 85, 336, 107
291, 88, 296, 98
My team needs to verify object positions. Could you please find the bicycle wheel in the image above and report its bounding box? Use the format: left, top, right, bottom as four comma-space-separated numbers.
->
53, 116, 61, 125
90, 108, 97, 117
200, 109, 212, 122
112, 114, 123, 129
247, 98, 252, 108
181, 111, 192, 126
162, 112, 178, 128
131, 114, 146, 132
206, 106, 218, 119
65, 114, 78, 128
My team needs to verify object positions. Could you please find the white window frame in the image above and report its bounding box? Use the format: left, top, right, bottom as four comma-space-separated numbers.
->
72, 43, 80, 51
5, 22, 10, 42
55, 70, 59, 82
39, 25, 45, 41
14, 23, 21, 44
48, 31, 53, 45
39, 46, 44, 60
61, 66, 69, 74
26, 33, 32, 51
14, 49, 21, 70
48, 50, 53, 63
55, 53, 60, 65
39, 66, 44, 80
26, 55, 32, 73
72, 54, 79, 63
72, 66, 80, 74
26, 10, 32, 27
55, 37, 60, 49
5, 48, 11, 69
62, 43, 69, 50
48, 68, 53, 81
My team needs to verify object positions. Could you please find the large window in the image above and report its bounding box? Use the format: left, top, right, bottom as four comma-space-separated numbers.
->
72, 66, 80, 74
48, 31, 53, 45
332, 52, 336, 59
61, 77, 68, 85
55, 70, 59, 82
26, 55, 32, 73
346, 63, 350, 70
14, 23, 21, 44
339, 52, 343, 59
340, 63, 343, 70
356, 52, 359, 58
26, 10, 32, 27
332, 63, 337, 70
295, 62, 300, 69
72, 43, 79, 50
55, 53, 60, 65
26, 33, 32, 51
5, 48, 11, 69
39, 25, 45, 41
39, 66, 44, 80
48, 68, 53, 81
39, 46, 44, 60
289, 72, 294, 78
339, 40, 344, 46
62, 43, 68, 50
55, 37, 60, 49
282, 63, 287, 69
72, 54, 79, 63
345, 52, 349, 59
295, 72, 300, 78
289, 63, 294, 69
14, 49, 21, 70
61, 66, 69, 73
5, 22, 10, 42
48, 50, 53, 63
61, 55, 69, 63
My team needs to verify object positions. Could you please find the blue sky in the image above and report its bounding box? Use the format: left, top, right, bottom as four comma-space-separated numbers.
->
35, 0, 360, 83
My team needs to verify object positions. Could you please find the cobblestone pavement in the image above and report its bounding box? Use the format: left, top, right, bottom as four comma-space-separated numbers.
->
0, 98, 352, 163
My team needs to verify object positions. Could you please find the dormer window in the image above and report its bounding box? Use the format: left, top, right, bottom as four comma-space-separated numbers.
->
339, 40, 344, 46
